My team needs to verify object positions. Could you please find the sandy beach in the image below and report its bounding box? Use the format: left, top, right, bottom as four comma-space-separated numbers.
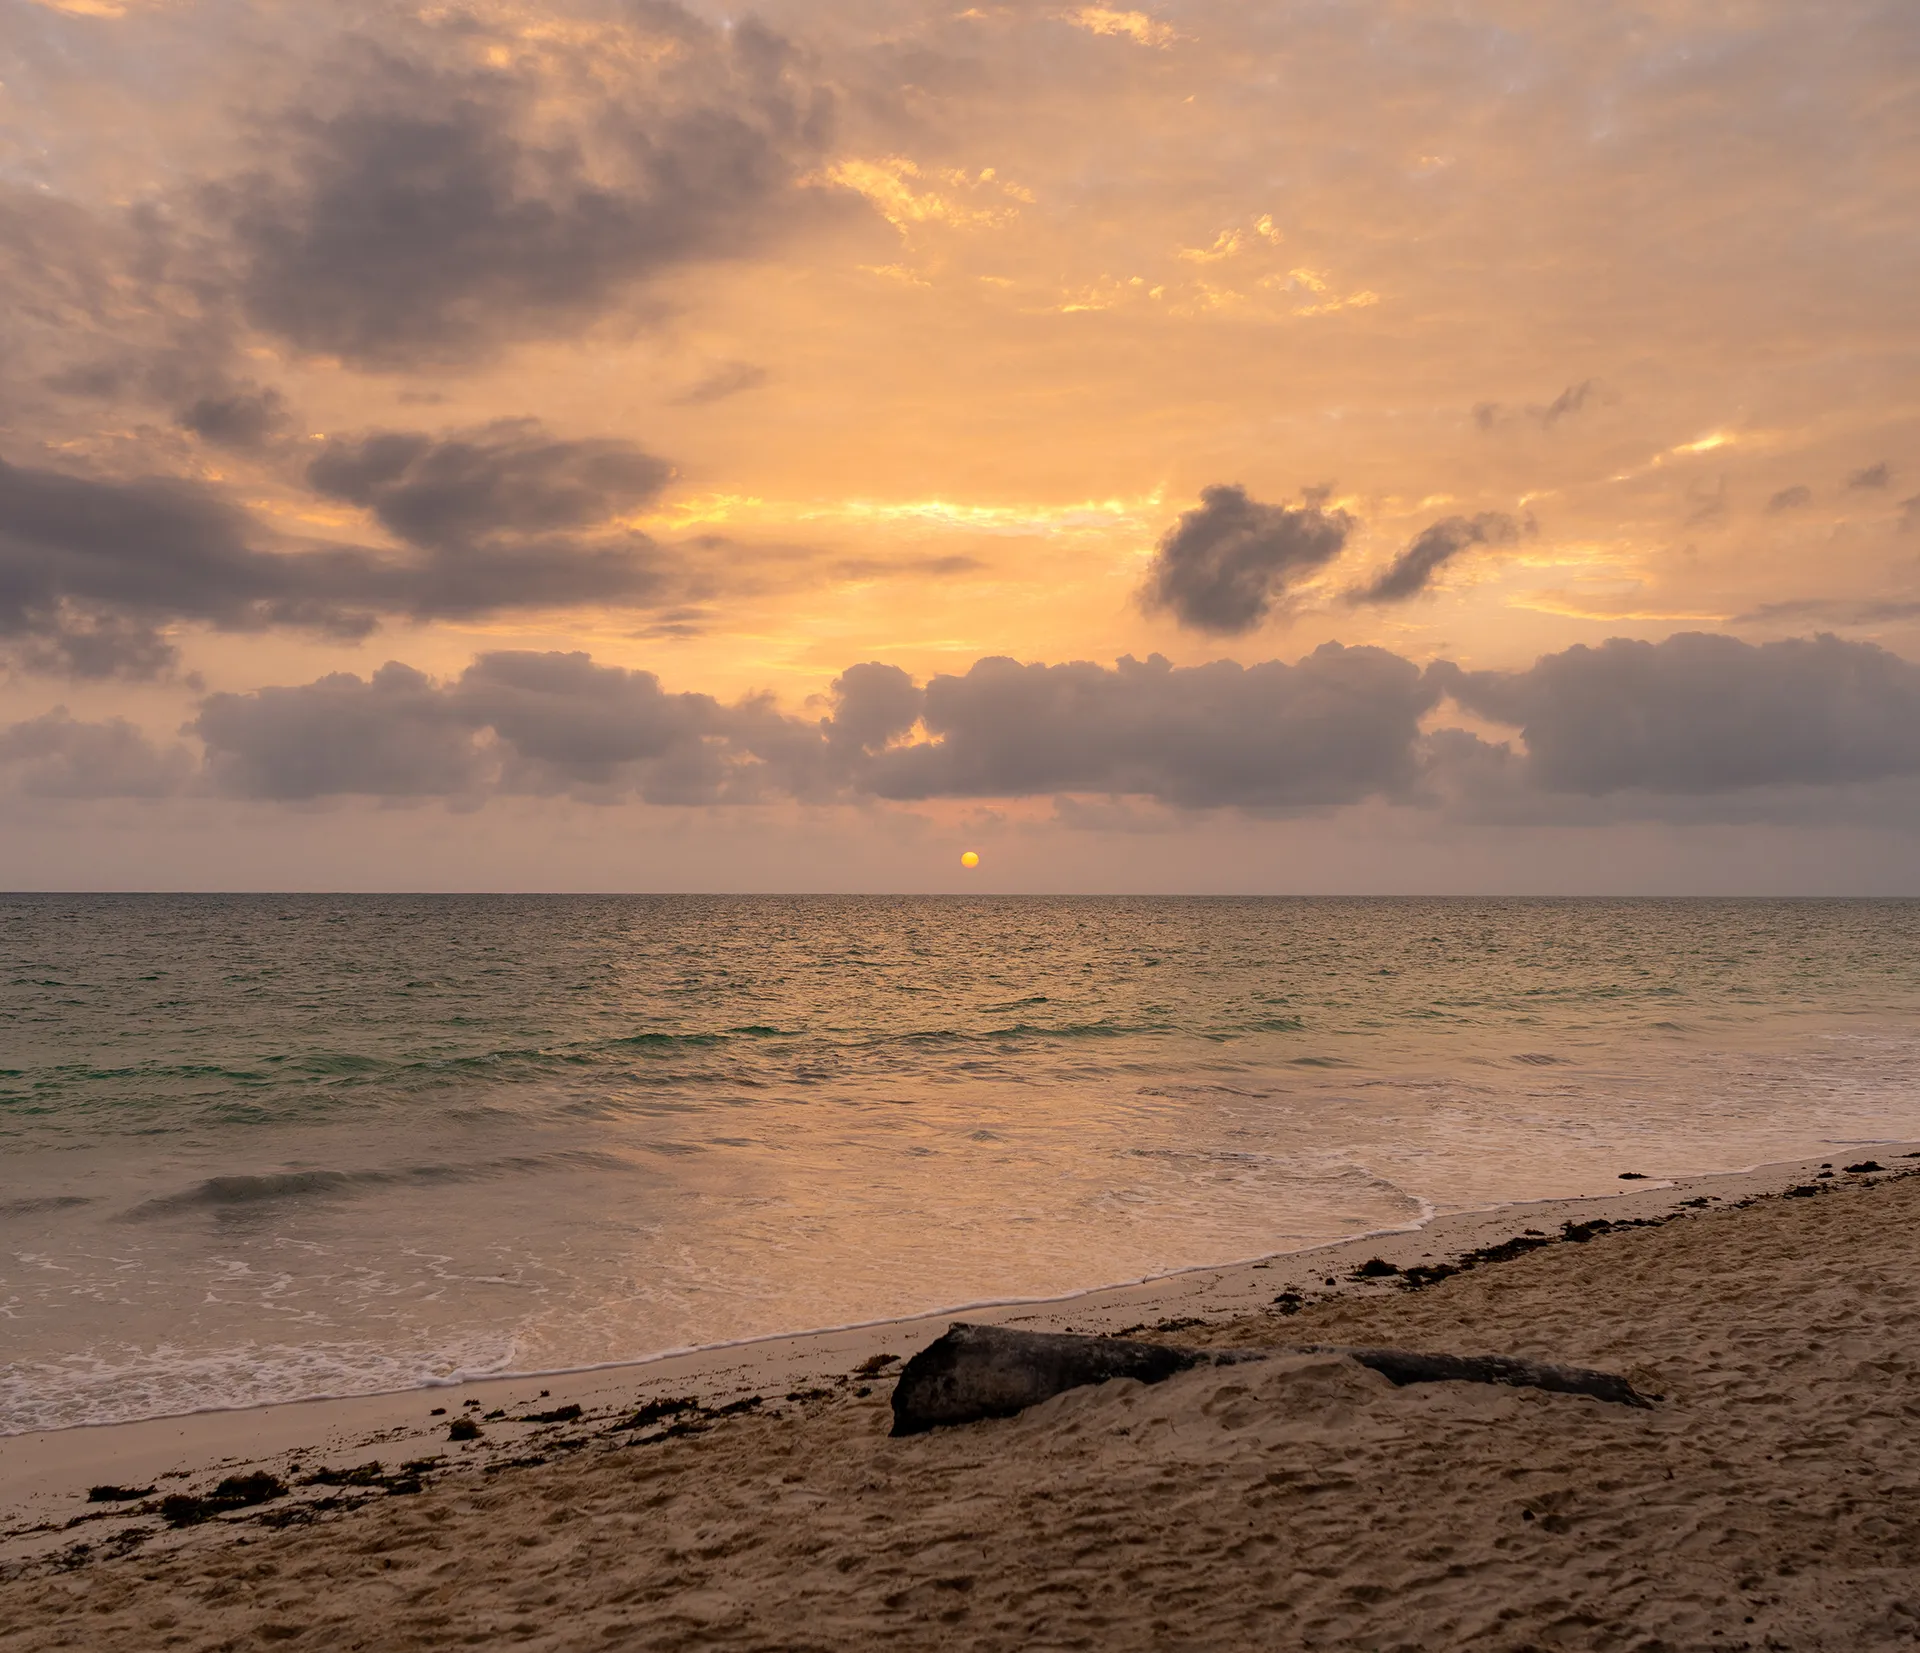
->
5, 1149, 1919, 1650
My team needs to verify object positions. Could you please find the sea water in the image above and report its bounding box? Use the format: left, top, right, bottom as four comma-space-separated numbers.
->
4, 894, 1918, 1435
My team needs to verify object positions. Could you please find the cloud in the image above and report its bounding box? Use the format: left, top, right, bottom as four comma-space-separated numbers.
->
44, 630, 1920, 818
824, 661, 923, 754
451, 650, 747, 803
0, 708, 193, 797
1766, 484, 1813, 513
177, 382, 290, 450
187, 642, 1436, 809
1849, 462, 1892, 490
831, 553, 984, 580
192, 650, 812, 805
307, 420, 671, 553
0, 454, 377, 678
1537, 380, 1596, 427
0, 425, 696, 676
671, 362, 770, 405
1436, 632, 1920, 794
1139, 485, 1352, 634
1472, 381, 1597, 432
1733, 598, 1920, 626
863, 646, 1436, 807
1349, 512, 1520, 605
218, 14, 837, 369
194, 662, 487, 800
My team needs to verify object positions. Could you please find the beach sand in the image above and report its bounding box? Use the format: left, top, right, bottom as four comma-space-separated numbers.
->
4, 1151, 1919, 1650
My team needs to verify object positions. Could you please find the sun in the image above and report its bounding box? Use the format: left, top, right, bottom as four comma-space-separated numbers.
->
960, 850, 980, 869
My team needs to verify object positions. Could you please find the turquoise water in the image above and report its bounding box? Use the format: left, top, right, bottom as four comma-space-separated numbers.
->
4, 895, 1918, 1433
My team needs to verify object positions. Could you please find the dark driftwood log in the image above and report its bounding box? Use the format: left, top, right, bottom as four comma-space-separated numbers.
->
887, 1323, 1202, 1436
1295, 1344, 1652, 1409
888, 1322, 1651, 1435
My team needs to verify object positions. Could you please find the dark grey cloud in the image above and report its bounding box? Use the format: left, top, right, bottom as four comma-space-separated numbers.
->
1766, 484, 1813, 513
192, 650, 812, 805
861, 646, 1437, 808
0, 709, 193, 798
1140, 485, 1352, 634
1849, 462, 1892, 490
1349, 512, 1520, 605
42, 630, 1920, 816
308, 421, 670, 551
1436, 632, 1920, 793
218, 14, 836, 369
43, 362, 130, 400
1538, 381, 1596, 427
0, 454, 379, 679
194, 663, 485, 801
187, 643, 1435, 809
452, 651, 738, 802
1473, 380, 1597, 432
0, 422, 699, 676
15, 616, 188, 682
305, 420, 685, 621
823, 661, 923, 755
177, 383, 290, 450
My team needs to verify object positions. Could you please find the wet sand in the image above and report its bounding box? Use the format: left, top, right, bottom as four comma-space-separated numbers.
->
4, 1149, 1919, 1649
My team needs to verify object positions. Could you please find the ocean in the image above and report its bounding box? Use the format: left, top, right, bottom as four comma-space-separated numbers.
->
3, 894, 1917, 1436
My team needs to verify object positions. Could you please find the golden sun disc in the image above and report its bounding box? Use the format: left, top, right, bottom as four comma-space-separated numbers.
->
960, 851, 980, 868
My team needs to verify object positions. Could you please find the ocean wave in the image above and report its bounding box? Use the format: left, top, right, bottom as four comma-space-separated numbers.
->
608, 1031, 729, 1049
123, 1150, 628, 1219
0, 1194, 94, 1217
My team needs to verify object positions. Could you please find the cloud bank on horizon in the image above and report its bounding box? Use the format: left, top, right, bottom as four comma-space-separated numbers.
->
11, 633, 1920, 828
1, 0, 1917, 887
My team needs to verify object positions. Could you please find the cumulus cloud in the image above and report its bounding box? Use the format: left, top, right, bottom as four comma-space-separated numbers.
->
194, 662, 485, 801
218, 14, 837, 369
1349, 512, 1520, 605
1766, 484, 1813, 513
192, 651, 812, 805
823, 661, 923, 755
1140, 485, 1352, 634
0, 709, 194, 798
185, 643, 1435, 809
863, 646, 1435, 807
41, 632, 1920, 817
1849, 462, 1892, 490
1436, 632, 1920, 793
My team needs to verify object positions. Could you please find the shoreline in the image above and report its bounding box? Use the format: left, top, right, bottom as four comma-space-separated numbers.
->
7, 1140, 1914, 1574
6, 1136, 1898, 1448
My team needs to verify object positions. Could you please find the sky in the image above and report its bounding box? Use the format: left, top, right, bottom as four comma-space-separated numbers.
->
1, 0, 1917, 891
